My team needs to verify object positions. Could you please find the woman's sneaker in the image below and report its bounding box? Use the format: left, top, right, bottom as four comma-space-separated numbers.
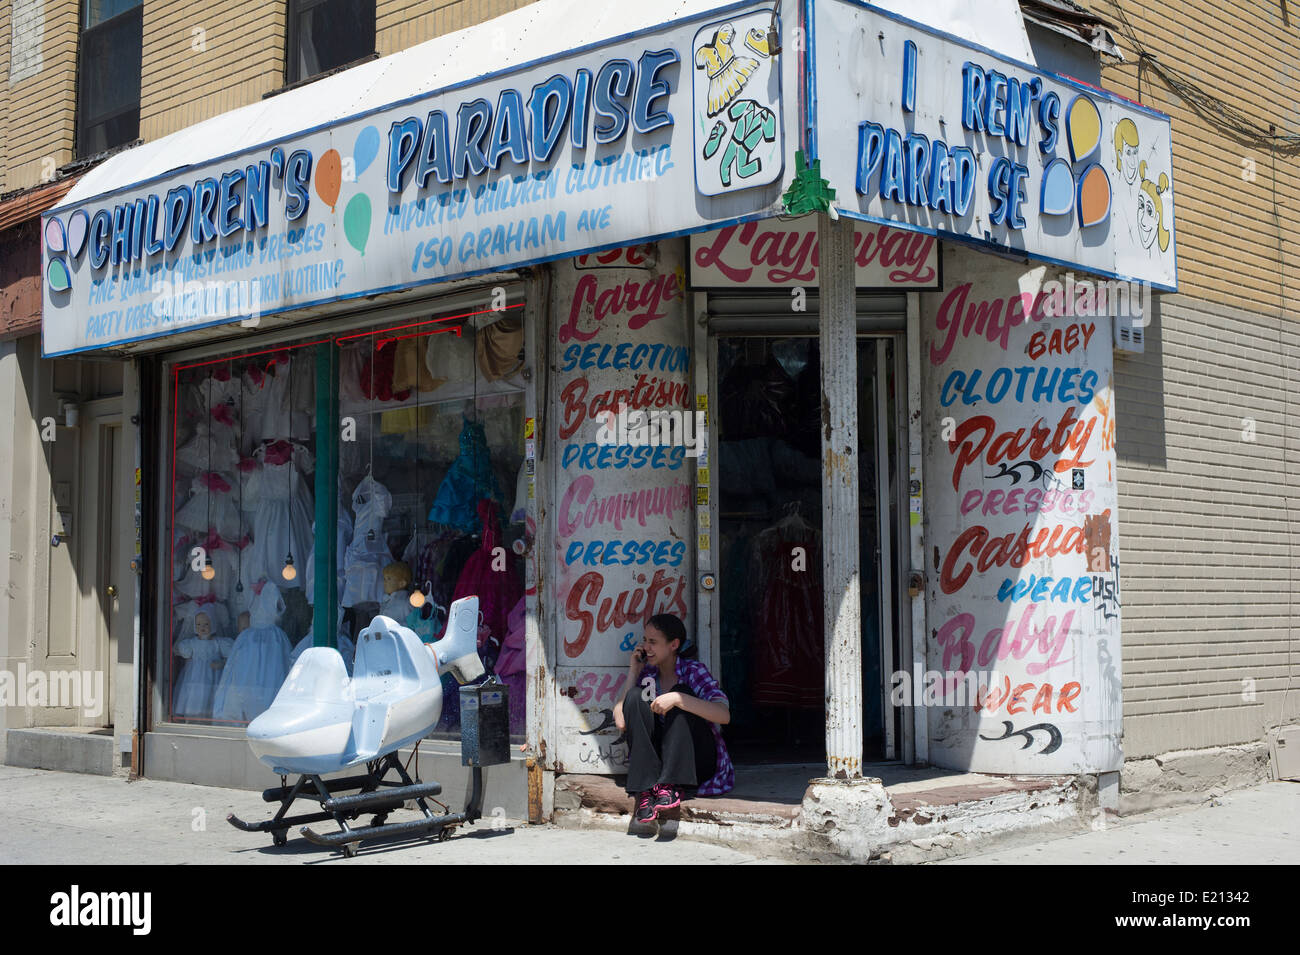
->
652, 785, 682, 812
634, 790, 658, 823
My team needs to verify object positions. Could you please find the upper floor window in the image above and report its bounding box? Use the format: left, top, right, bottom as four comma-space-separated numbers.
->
77, 0, 143, 157
287, 0, 376, 86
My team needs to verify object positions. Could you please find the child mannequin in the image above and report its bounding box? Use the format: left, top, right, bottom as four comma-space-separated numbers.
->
174, 611, 235, 719
378, 561, 413, 620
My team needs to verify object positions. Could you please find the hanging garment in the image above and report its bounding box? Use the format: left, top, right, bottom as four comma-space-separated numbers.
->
392, 336, 441, 393
173, 530, 242, 603
305, 509, 352, 605
175, 472, 241, 540
751, 520, 824, 709
476, 316, 524, 381
244, 441, 315, 590
175, 403, 241, 474
173, 632, 236, 718
496, 597, 527, 737
212, 581, 292, 722
425, 326, 524, 402
341, 475, 395, 608
428, 419, 504, 533
450, 500, 523, 650
359, 340, 410, 403
719, 354, 796, 441
196, 367, 243, 410
338, 342, 368, 404
405, 601, 447, 643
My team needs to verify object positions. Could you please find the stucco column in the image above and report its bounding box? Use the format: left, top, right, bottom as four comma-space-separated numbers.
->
819, 213, 862, 777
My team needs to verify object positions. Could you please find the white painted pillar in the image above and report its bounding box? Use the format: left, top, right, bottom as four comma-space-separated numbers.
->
819, 213, 862, 777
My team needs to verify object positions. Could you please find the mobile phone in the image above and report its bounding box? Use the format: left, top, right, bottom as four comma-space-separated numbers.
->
634, 647, 646, 662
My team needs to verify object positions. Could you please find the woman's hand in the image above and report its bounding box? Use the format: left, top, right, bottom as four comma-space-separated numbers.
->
613, 700, 625, 733
628, 645, 647, 670
650, 691, 683, 716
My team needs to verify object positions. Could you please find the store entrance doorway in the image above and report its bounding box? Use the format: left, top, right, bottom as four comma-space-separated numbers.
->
714, 334, 900, 764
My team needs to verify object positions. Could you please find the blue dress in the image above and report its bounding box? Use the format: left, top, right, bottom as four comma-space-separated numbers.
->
212, 583, 292, 723
173, 635, 235, 718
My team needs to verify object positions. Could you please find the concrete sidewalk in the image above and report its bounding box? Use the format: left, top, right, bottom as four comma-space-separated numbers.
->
0, 765, 784, 864
938, 781, 1300, 865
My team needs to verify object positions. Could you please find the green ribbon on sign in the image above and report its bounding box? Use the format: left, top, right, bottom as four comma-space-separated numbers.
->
781, 150, 837, 216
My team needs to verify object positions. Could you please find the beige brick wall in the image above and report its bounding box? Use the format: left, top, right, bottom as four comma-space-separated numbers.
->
139, 2, 285, 142
1101, 3, 1300, 758
1100, 2, 1300, 317
1115, 293, 1300, 757
3, 0, 77, 193
1, 1, 11, 195
376, 0, 538, 58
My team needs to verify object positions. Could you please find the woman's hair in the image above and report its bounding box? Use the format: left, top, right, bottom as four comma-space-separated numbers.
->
647, 613, 695, 658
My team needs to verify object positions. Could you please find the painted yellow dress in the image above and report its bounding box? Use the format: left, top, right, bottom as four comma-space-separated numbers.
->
695, 25, 760, 117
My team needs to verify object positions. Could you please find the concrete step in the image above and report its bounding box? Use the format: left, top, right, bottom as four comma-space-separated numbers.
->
554, 770, 1090, 862
4, 727, 117, 776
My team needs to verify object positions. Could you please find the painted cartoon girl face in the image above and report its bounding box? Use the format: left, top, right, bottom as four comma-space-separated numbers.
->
1122, 144, 1139, 184
1137, 191, 1159, 248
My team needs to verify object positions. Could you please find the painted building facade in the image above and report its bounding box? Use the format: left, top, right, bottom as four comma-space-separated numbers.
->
0, 0, 1293, 823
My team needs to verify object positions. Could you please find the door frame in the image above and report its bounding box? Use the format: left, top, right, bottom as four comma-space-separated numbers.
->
79, 397, 125, 729
694, 298, 911, 763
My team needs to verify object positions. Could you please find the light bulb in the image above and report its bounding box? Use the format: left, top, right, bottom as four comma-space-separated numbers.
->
409, 589, 425, 608
282, 553, 297, 581
201, 562, 216, 581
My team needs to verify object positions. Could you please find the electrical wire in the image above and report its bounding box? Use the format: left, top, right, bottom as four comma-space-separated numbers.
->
1101, 0, 1300, 151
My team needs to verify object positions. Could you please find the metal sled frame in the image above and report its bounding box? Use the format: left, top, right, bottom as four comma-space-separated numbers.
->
227, 751, 486, 858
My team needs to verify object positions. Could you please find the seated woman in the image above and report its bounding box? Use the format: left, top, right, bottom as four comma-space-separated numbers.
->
613, 613, 735, 823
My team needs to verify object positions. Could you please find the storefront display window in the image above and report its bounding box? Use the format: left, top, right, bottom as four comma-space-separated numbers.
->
161, 307, 529, 739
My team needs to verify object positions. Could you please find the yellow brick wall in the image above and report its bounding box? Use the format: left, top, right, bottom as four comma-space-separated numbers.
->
0, 2, 544, 190
1, 1, 11, 195
3, 0, 78, 193
376, 0, 538, 57
1100, 1, 1300, 316
139, 1, 286, 142
1103, 2, 1300, 756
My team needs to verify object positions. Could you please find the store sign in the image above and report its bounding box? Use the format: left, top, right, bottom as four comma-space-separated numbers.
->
41, 3, 786, 355
689, 215, 940, 288
813, 1, 1177, 291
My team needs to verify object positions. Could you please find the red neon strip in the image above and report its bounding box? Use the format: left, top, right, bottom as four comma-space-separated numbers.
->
377, 325, 463, 349
174, 337, 332, 372
333, 302, 523, 344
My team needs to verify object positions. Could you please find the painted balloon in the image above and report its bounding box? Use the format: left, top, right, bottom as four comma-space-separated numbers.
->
353, 126, 380, 177
47, 257, 71, 292
1040, 158, 1075, 217
44, 217, 66, 254
1066, 94, 1102, 163
1076, 163, 1111, 228
316, 148, 342, 211
344, 193, 371, 256
67, 209, 90, 257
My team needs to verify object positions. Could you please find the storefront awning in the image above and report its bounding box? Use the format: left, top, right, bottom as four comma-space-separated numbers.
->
43, 0, 798, 356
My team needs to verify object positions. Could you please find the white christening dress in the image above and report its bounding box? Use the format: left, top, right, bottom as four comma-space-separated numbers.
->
173, 633, 235, 718
211, 582, 292, 723
341, 475, 394, 608
244, 441, 315, 590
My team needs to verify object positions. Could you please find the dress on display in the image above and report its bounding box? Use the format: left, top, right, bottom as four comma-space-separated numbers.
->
305, 509, 353, 605
341, 475, 394, 608
175, 403, 241, 474
212, 582, 292, 722
172, 531, 241, 603
175, 472, 241, 540
428, 419, 504, 533
751, 517, 824, 709
173, 633, 235, 718
244, 440, 315, 590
